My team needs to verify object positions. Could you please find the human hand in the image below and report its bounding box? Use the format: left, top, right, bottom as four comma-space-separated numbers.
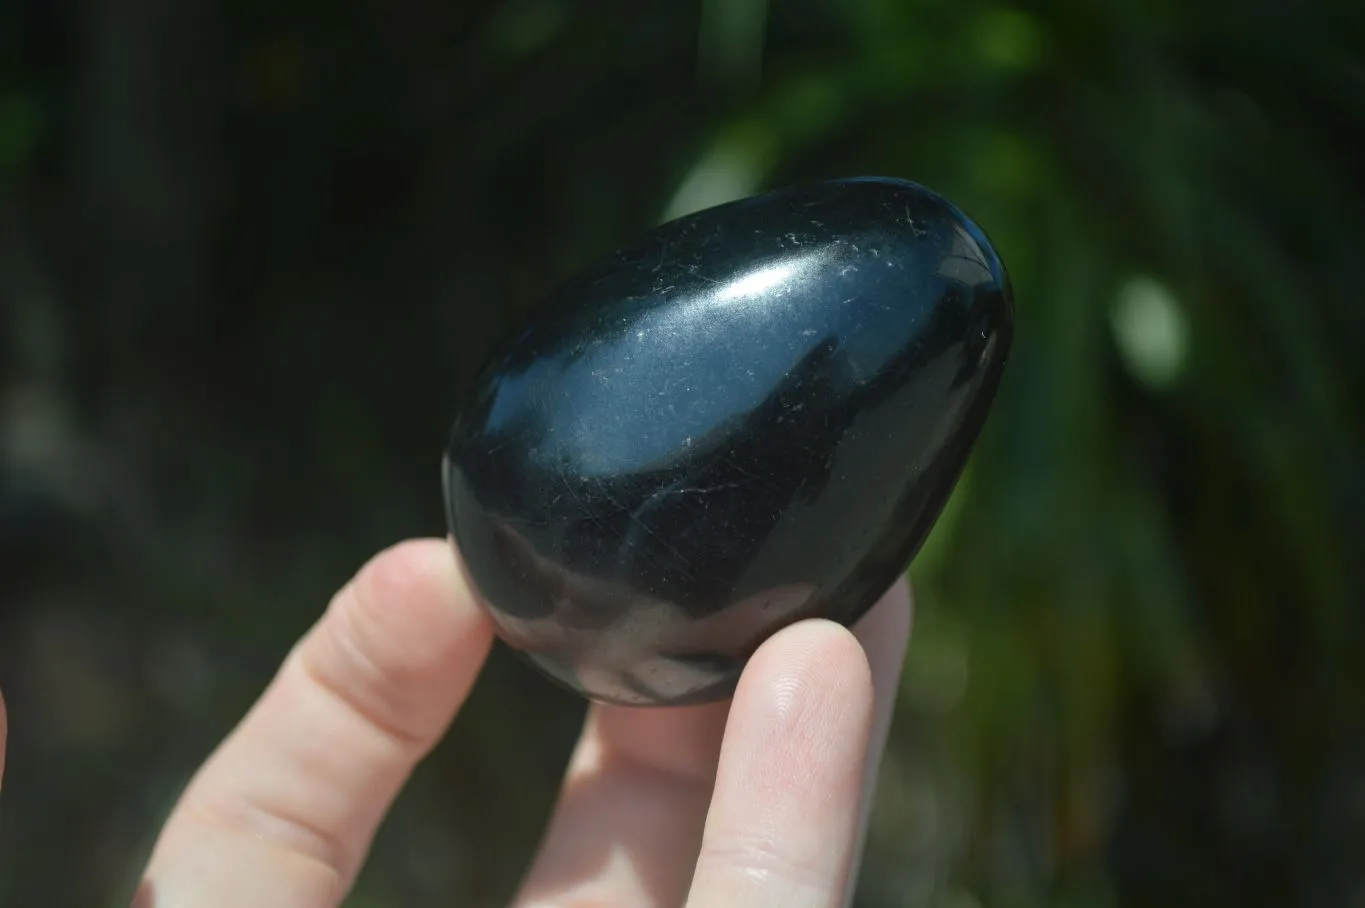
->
8, 538, 912, 907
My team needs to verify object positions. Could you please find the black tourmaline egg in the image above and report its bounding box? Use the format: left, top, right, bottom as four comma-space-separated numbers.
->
443, 176, 1013, 706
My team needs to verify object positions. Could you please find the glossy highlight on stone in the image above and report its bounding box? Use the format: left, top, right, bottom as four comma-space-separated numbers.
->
443, 176, 1013, 706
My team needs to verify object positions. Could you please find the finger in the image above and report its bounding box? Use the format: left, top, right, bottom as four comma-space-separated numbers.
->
843, 577, 912, 904
513, 579, 910, 908
139, 538, 494, 908
511, 693, 732, 907
686, 618, 878, 908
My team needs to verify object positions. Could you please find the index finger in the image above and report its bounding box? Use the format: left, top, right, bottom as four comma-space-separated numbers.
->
138, 538, 494, 908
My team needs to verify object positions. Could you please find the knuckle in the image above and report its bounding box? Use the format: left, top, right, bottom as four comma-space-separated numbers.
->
698, 831, 830, 894
182, 788, 354, 892
300, 600, 431, 749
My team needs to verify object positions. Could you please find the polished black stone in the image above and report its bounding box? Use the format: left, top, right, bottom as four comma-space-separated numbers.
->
443, 176, 1013, 706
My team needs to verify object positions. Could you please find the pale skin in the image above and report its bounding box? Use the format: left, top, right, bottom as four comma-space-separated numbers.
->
0, 538, 912, 907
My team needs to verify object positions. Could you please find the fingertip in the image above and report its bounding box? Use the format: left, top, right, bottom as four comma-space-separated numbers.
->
784, 616, 876, 681
351, 537, 486, 622
337, 535, 495, 663
725, 617, 877, 789
745, 618, 875, 722
307, 537, 495, 746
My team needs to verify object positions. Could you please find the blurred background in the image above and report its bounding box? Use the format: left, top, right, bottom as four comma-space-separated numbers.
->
1, 0, 1362, 905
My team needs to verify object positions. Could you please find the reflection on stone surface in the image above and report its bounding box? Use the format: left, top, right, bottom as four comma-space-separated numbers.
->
466, 519, 816, 704
444, 177, 1013, 706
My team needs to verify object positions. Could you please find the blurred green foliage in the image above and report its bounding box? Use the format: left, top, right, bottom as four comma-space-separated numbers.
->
1, 0, 1362, 905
